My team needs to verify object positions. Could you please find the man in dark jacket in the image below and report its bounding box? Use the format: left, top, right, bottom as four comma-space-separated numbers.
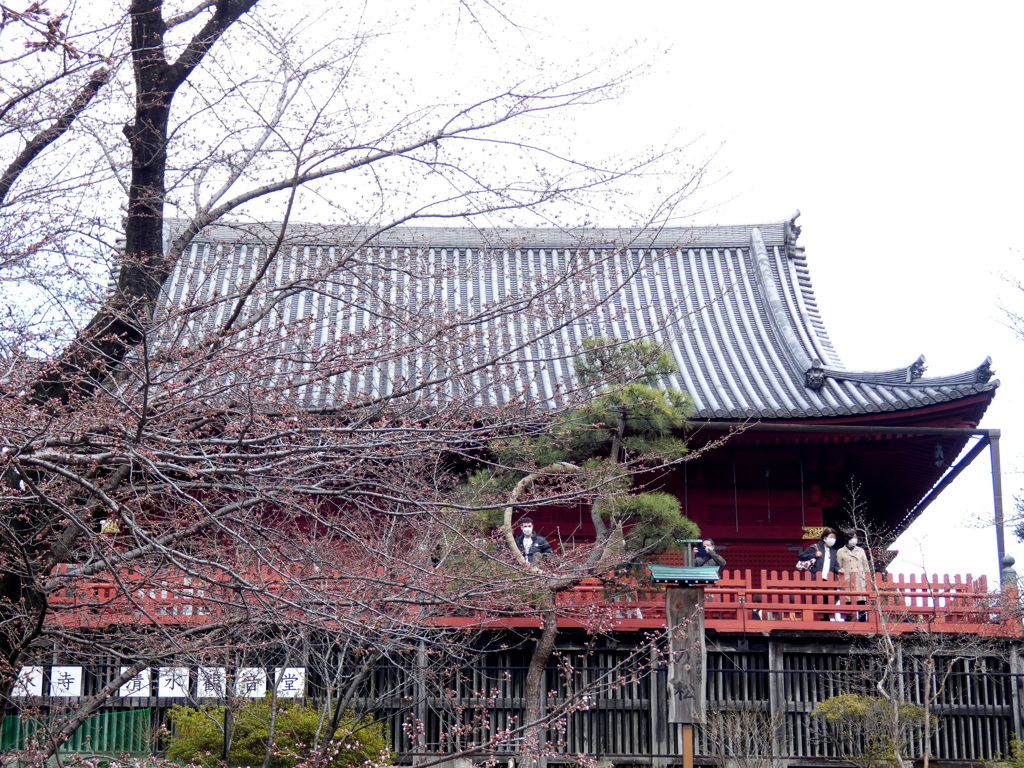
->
693, 538, 726, 567
798, 527, 844, 579
515, 517, 553, 564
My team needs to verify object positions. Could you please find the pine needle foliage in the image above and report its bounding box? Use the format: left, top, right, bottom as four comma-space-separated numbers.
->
469, 338, 698, 553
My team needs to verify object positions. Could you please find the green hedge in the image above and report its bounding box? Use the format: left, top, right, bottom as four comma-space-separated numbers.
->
167, 700, 391, 768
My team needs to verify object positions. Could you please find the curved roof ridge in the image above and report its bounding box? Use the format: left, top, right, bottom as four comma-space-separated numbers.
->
165, 217, 792, 250
783, 212, 842, 367
748, 226, 812, 378
820, 356, 998, 390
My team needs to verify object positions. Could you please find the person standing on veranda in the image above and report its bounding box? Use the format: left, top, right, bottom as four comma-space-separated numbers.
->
837, 530, 871, 621
515, 517, 552, 565
693, 538, 726, 567
798, 528, 845, 620
798, 527, 844, 579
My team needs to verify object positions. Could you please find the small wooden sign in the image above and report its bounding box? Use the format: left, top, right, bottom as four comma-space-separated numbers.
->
666, 586, 706, 724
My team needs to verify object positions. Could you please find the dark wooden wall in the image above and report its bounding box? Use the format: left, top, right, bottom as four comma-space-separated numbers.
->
7, 633, 1021, 764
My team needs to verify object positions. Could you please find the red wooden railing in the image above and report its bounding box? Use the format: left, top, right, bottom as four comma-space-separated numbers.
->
505, 569, 1017, 635
44, 565, 1021, 637
703, 569, 1014, 635
548, 569, 1017, 636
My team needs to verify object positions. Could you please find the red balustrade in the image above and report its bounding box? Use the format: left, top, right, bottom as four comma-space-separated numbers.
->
44, 565, 1021, 637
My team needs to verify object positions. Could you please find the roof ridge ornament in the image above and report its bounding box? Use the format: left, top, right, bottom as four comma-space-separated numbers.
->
818, 354, 998, 390
907, 354, 926, 383
805, 358, 825, 391
976, 356, 994, 384
784, 210, 803, 260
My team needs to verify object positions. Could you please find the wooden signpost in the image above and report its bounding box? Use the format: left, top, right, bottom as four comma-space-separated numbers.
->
650, 565, 721, 768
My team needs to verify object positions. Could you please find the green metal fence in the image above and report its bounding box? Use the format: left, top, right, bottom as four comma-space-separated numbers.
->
0, 708, 152, 755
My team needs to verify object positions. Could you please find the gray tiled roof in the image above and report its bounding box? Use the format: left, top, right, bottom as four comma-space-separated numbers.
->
159, 216, 997, 419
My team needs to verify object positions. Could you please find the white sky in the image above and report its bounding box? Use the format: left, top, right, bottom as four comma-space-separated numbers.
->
474, 0, 1024, 583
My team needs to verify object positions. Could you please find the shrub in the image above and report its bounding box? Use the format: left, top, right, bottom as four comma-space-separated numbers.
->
989, 738, 1024, 768
167, 700, 391, 768
812, 693, 930, 768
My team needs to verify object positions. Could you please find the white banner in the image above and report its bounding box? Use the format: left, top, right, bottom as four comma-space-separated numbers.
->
158, 667, 190, 698
235, 667, 266, 698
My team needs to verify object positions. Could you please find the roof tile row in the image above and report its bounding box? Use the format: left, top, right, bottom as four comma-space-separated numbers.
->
158, 217, 997, 420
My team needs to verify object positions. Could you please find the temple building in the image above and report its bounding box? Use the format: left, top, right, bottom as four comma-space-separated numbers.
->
17, 214, 1017, 765
161, 213, 1001, 571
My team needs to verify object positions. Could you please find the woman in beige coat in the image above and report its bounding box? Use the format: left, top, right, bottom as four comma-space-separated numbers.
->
837, 531, 871, 621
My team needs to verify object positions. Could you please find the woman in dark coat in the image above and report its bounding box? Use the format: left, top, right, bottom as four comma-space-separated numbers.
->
798, 527, 844, 579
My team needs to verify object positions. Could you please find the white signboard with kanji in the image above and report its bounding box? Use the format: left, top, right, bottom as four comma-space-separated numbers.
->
119, 667, 152, 698
13, 666, 43, 697
198, 666, 226, 698
274, 667, 305, 698
235, 667, 266, 698
49, 666, 83, 698
158, 667, 190, 698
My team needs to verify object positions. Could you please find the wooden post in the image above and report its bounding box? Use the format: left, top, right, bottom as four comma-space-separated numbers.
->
650, 646, 671, 768
681, 724, 694, 768
1010, 645, 1023, 744
768, 638, 783, 765
652, 564, 718, 768
414, 641, 428, 763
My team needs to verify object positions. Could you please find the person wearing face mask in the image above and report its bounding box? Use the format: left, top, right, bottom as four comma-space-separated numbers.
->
693, 538, 726, 568
837, 530, 871, 621
797, 527, 844, 579
515, 517, 553, 564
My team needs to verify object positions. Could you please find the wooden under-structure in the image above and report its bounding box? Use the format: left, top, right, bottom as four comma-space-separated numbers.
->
7, 632, 1023, 764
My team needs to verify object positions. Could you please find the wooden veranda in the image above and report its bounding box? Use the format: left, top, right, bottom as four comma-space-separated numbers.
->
46, 564, 1022, 637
